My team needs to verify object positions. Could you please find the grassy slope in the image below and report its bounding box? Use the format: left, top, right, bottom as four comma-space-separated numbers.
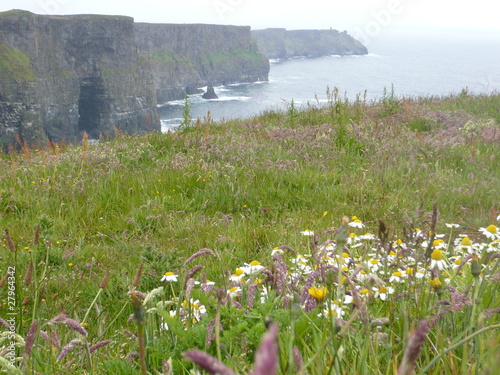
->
1, 89, 499, 374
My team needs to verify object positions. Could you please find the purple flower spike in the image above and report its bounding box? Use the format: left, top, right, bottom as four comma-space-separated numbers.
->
183, 350, 236, 375
250, 323, 279, 375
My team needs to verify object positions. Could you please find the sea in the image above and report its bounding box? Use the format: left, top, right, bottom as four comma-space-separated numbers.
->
158, 28, 500, 131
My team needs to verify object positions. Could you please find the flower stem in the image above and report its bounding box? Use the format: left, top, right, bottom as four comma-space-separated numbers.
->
418, 323, 500, 374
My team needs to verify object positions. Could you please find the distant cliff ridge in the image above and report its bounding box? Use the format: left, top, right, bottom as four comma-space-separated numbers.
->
0, 10, 269, 148
135, 23, 270, 104
251, 28, 368, 59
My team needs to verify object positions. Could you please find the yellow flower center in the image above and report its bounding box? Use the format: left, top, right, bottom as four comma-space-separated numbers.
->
393, 271, 402, 277
432, 239, 444, 247
342, 252, 350, 258
486, 225, 498, 234
396, 239, 404, 245
370, 259, 379, 265
405, 268, 414, 275
164, 272, 175, 276
460, 237, 472, 246
235, 268, 245, 276
378, 286, 388, 294
431, 249, 443, 261
360, 288, 369, 295
249, 260, 261, 266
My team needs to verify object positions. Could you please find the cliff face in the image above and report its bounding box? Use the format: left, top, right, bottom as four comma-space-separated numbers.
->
135, 23, 270, 103
0, 10, 160, 147
252, 28, 368, 59
0, 10, 270, 148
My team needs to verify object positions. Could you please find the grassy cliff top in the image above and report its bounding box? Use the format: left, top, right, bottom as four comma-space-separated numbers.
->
1, 89, 499, 374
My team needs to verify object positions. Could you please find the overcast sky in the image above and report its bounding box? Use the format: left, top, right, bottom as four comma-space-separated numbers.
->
1, 0, 499, 34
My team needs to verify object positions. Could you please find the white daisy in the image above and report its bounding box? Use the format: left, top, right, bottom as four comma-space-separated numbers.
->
160, 272, 179, 282
348, 219, 365, 228
479, 225, 499, 240
430, 249, 447, 270
373, 286, 394, 301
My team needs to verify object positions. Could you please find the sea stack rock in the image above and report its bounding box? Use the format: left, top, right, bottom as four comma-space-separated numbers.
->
202, 85, 218, 99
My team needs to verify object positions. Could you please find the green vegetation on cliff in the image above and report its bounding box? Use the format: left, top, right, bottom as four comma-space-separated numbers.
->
203, 47, 269, 64
1, 90, 499, 374
0, 44, 37, 81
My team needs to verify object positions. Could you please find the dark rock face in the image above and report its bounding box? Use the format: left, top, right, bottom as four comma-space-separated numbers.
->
0, 10, 270, 148
202, 85, 218, 100
134, 23, 270, 103
252, 28, 368, 59
0, 10, 160, 147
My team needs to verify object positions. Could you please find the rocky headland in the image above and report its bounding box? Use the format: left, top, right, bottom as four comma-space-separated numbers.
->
251, 28, 368, 59
0, 10, 269, 148
0, 10, 367, 148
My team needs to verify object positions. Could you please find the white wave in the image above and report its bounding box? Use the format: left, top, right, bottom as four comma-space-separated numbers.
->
205, 96, 252, 102
159, 99, 184, 106
161, 118, 183, 133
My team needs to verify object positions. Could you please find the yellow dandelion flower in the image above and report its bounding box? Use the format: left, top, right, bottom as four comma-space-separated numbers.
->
308, 286, 328, 302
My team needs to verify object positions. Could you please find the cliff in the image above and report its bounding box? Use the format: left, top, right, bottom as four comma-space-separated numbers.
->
251, 28, 368, 59
0, 10, 160, 147
134, 23, 270, 103
0, 10, 270, 148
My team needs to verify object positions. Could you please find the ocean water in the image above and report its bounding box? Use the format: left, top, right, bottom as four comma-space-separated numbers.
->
158, 29, 500, 131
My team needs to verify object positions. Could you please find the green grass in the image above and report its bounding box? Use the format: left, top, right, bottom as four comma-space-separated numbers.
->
203, 48, 268, 64
0, 44, 37, 81
1, 89, 499, 374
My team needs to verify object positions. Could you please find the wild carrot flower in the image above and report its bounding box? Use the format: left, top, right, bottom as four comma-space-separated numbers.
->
161, 272, 178, 282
